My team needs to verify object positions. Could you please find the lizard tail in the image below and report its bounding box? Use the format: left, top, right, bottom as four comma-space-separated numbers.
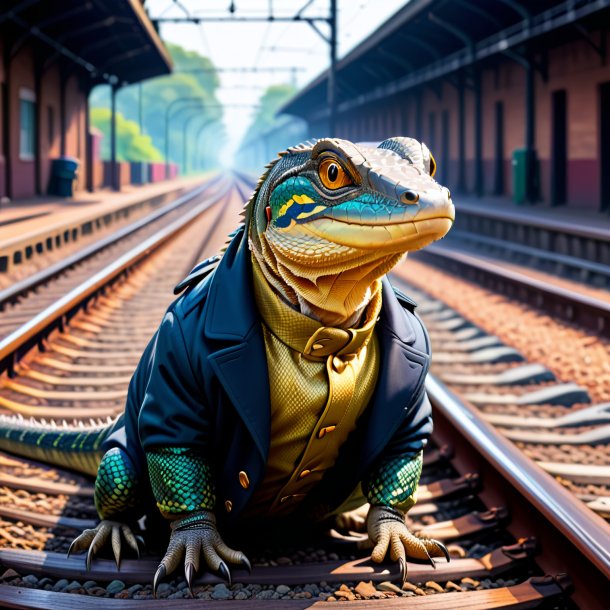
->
0, 414, 115, 477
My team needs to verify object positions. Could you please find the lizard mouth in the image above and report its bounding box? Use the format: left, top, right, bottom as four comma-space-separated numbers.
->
300, 215, 454, 251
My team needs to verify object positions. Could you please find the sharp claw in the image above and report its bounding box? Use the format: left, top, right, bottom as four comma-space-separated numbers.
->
435, 540, 450, 562
398, 557, 406, 585
66, 539, 77, 559
241, 556, 252, 574
424, 548, 436, 569
153, 564, 166, 598
185, 563, 195, 597
86, 545, 95, 571
218, 560, 231, 586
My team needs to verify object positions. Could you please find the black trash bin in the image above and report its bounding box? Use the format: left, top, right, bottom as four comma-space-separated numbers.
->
48, 156, 79, 197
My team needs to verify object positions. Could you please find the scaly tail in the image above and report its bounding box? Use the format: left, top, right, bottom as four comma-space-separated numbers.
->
0, 414, 116, 477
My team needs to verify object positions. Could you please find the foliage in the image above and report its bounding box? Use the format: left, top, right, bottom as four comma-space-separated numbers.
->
89, 43, 223, 168
90, 108, 163, 162
245, 84, 299, 139
235, 84, 307, 171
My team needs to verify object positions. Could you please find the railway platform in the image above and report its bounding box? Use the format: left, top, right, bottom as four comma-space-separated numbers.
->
0, 175, 215, 279
454, 195, 610, 243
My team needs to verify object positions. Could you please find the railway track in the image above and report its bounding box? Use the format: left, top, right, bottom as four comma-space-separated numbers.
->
416, 242, 610, 337
0, 178, 606, 607
0, 174, 225, 342
392, 252, 610, 521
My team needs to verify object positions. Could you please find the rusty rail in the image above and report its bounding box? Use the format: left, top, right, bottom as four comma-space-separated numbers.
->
0, 180, 232, 377
0, 176, 223, 308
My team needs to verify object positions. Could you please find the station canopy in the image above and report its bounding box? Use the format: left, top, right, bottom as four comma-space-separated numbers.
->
2, 0, 171, 84
282, 0, 608, 120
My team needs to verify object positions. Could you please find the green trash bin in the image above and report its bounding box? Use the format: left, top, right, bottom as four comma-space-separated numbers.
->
512, 148, 527, 205
512, 148, 539, 205
48, 156, 79, 197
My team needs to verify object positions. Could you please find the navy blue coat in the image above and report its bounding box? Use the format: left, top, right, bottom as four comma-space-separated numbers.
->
104, 226, 433, 525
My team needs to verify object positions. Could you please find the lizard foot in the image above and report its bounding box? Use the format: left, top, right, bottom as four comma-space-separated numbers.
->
366, 506, 449, 584
153, 510, 251, 598
67, 520, 140, 570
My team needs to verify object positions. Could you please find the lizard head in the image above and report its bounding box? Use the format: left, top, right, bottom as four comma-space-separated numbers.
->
248, 137, 454, 267
246, 136, 455, 326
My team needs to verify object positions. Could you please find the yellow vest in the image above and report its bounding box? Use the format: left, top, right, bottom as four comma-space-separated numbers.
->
245, 258, 381, 517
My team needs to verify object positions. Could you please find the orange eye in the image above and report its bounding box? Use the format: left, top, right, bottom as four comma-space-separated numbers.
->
319, 158, 353, 190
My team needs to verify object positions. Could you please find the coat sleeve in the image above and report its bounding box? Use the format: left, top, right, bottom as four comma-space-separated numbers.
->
137, 305, 211, 451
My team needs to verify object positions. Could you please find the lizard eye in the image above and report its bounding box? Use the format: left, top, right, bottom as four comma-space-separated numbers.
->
319, 158, 353, 190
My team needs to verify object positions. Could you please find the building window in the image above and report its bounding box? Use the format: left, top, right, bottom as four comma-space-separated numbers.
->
19, 89, 36, 160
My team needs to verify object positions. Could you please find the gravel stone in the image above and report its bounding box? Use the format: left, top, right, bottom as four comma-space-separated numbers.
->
1, 569, 20, 581
82, 581, 98, 590
155, 583, 171, 595
38, 578, 54, 588
106, 580, 126, 594
65, 581, 82, 591
276, 585, 291, 595
127, 584, 143, 594
211, 584, 232, 600
234, 591, 249, 600
52, 579, 69, 592
22, 575, 38, 585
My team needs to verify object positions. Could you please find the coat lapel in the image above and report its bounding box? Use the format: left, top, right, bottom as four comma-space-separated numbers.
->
359, 277, 429, 462
204, 228, 271, 462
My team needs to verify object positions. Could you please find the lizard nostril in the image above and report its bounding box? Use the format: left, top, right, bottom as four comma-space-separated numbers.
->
401, 190, 419, 204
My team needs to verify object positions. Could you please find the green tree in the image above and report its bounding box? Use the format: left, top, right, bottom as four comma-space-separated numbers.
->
89, 43, 223, 169
236, 84, 306, 171
90, 108, 163, 162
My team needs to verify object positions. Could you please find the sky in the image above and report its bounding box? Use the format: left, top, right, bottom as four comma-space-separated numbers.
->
144, 0, 407, 159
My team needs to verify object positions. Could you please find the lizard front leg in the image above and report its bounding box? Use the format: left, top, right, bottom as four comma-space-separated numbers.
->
363, 452, 449, 583
146, 447, 251, 596
68, 447, 142, 568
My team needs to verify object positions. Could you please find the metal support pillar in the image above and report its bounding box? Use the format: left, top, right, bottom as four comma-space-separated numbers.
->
525, 59, 536, 202
85, 87, 93, 193
110, 83, 118, 191
457, 74, 466, 193
138, 82, 144, 134
474, 69, 483, 197
183, 112, 204, 175
164, 97, 204, 179
59, 69, 68, 157
328, 0, 337, 137
2, 39, 12, 201
34, 59, 42, 195
415, 90, 423, 141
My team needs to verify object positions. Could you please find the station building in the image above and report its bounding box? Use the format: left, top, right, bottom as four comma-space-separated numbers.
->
282, 0, 610, 212
0, 0, 171, 201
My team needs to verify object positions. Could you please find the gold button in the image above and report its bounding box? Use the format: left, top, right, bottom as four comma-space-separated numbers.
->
299, 469, 311, 479
318, 425, 336, 439
238, 471, 250, 489
224, 500, 233, 513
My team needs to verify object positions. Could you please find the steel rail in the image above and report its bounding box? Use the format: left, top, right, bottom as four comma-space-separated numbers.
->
426, 373, 610, 579
0, 180, 233, 377
0, 175, 223, 309
415, 245, 610, 335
